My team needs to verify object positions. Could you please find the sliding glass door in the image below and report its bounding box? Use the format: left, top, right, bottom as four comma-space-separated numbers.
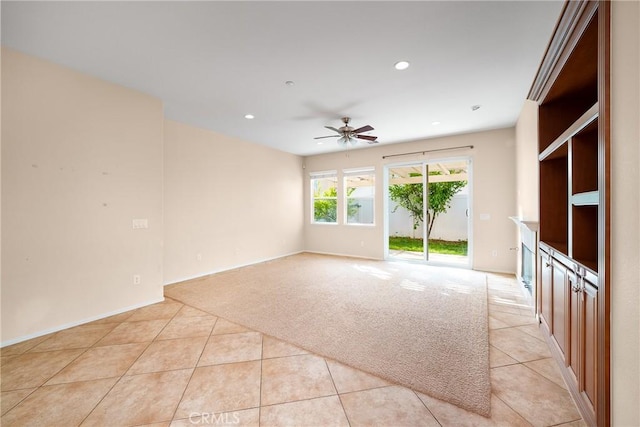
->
387, 163, 426, 260
385, 158, 471, 266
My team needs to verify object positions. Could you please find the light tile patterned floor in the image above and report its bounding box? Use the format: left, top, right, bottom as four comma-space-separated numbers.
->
0, 272, 585, 426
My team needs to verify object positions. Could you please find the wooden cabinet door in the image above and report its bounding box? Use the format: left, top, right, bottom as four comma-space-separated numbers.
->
567, 270, 580, 384
551, 259, 569, 361
567, 269, 598, 420
581, 277, 598, 414
538, 248, 601, 425
539, 249, 553, 332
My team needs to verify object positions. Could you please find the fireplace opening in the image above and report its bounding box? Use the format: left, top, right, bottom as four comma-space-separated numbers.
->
521, 243, 534, 293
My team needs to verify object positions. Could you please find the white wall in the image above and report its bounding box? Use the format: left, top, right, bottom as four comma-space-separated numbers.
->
611, 1, 640, 425
515, 100, 539, 222
0, 44, 3, 344
513, 100, 540, 283
163, 120, 304, 284
1, 48, 165, 344
0, 49, 305, 345
304, 128, 517, 273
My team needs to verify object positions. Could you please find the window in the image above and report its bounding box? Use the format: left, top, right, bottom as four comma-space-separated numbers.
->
311, 171, 338, 223
344, 168, 375, 225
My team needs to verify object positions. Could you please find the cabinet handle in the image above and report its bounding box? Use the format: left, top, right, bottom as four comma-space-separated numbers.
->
545, 262, 551, 267
571, 284, 582, 293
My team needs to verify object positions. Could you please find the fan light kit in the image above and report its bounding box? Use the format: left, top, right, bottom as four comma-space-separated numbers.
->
314, 117, 379, 147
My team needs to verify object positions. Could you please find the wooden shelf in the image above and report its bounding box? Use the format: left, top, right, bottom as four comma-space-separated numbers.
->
536, 4, 599, 153
540, 241, 597, 277
571, 118, 599, 195
577, 258, 598, 276
539, 103, 598, 161
539, 156, 568, 248
572, 204, 598, 271
540, 240, 568, 257
572, 191, 599, 206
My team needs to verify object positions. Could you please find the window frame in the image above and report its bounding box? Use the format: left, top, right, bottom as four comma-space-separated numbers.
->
343, 167, 376, 226
310, 170, 339, 224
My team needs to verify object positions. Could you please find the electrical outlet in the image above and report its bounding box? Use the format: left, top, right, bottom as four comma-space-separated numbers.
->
133, 275, 141, 285
196, 253, 202, 261
491, 250, 498, 257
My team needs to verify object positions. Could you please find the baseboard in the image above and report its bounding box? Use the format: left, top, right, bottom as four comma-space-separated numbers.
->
473, 267, 517, 276
0, 296, 165, 348
385, 257, 473, 270
303, 250, 382, 261
164, 250, 305, 286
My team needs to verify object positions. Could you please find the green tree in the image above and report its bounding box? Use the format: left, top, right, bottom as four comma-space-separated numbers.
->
313, 187, 358, 222
389, 171, 466, 238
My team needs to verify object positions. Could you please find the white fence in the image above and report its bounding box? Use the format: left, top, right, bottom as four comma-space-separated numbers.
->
389, 193, 468, 241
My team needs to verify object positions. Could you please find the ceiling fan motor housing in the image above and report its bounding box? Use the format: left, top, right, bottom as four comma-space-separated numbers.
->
313, 116, 378, 145
340, 117, 353, 133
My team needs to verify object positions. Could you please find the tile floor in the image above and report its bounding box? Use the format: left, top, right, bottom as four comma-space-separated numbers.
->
0, 273, 585, 426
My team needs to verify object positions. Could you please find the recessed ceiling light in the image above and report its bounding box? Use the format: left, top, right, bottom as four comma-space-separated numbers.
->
244, 114, 255, 119
316, 141, 323, 145
285, 80, 295, 86
394, 60, 410, 71
471, 105, 481, 111
431, 121, 441, 126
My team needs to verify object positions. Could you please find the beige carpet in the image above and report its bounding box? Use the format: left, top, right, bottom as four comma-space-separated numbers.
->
165, 252, 491, 416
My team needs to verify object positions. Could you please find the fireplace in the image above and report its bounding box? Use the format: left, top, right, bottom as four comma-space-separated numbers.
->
521, 242, 534, 293
509, 217, 539, 303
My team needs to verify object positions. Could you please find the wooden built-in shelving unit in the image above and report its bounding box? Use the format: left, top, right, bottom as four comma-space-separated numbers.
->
528, 1, 610, 425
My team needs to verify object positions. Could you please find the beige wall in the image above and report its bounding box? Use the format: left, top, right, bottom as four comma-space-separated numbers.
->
611, 1, 640, 425
0, 43, 3, 344
515, 100, 539, 222
1, 48, 165, 344
163, 120, 304, 284
304, 128, 518, 273
0, 49, 304, 344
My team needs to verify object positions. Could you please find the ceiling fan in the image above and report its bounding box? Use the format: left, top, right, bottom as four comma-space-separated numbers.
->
314, 117, 378, 146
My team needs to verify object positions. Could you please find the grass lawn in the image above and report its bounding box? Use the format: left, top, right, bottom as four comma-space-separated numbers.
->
389, 236, 468, 256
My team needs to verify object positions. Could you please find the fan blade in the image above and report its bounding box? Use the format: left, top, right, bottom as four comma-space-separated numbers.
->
324, 126, 342, 134
314, 135, 340, 139
356, 134, 378, 141
353, 125, 374, 134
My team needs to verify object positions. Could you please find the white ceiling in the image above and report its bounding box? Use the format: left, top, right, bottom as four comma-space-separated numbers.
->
1, 1, 564, 156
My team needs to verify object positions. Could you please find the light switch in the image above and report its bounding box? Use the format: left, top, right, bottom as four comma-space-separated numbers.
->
479, 213, 491, 221
133, 219, 148, 229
